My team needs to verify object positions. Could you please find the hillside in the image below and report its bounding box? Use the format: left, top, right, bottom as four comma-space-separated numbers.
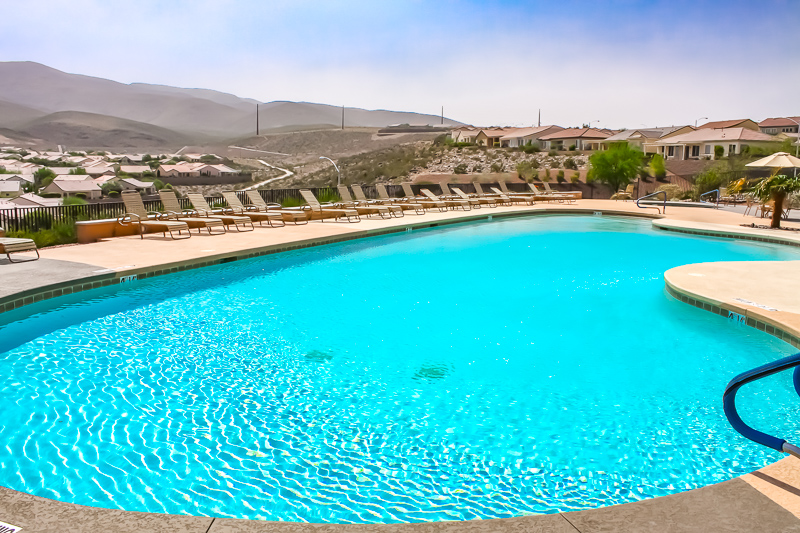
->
0, 99, 46, 129
19, 111, 193, 149
0, 62, 466, 142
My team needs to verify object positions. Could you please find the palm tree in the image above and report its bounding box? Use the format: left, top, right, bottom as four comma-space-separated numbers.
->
750, 174, 800, 228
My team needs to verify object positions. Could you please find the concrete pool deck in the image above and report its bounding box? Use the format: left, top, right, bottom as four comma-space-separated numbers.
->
1, 199, 800, 532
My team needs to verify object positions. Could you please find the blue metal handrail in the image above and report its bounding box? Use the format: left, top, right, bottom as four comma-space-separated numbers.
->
635, 190, 667, 214
723, 352, 800, 459
699, 189, 720, 205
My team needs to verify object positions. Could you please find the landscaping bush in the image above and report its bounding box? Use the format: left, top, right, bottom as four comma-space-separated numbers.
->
471, 165, 483, 173
281, 196, 303, 208
542, 168, 551, 182
516, 161, 536, 182
569, 144, 576, 151
655, 184, 684, 200
316, 190, 341, 204
63, 196, 87, 206
521, 143, 541, 154
714, 145, 724, 159
7, 220, 77, 248
570, 171, 580, 184
453, 163, 468, 174
548, 149, 558, 156
21, 211, 54, 231
556, 170, 566, 183
564, 157, 578, 170
490, 162, 504, 173
108, 190, 120, 198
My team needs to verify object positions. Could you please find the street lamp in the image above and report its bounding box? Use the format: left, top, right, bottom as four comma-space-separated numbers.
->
319, 156, 341, 185
694, 117, 708, 128
587, 120, 600, 129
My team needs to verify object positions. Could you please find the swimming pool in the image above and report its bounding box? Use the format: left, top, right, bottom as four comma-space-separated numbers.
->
1, 215, 799, 523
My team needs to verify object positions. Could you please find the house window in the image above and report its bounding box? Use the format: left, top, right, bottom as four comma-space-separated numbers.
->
704, 145, 711, 154
667, 146, 675, 157
729, 144, 736, 155
691, 146, 699, 157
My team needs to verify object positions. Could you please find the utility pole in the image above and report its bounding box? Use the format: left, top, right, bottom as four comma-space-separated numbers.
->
256, 104, 259, 135
341, 105, 345, 130
441, 106, 444, 125
538, 109, 541, 127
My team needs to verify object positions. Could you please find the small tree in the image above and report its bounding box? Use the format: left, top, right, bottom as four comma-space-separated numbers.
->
587, 142, 644, 193
68, 167, 87, 175
556, 170, 565, 183
714, 145, 724, 159
516, 161, 536, 182
751, 174, 800, 229
649, 153, 666, 180
542, 168, 551, 182
570, 171, 580, 184
33, 167, 56, 189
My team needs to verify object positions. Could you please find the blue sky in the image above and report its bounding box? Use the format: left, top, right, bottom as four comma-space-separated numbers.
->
1, 0, 797, 128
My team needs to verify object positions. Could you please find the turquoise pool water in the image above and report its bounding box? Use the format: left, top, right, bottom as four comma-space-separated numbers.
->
1, 215, 799, 523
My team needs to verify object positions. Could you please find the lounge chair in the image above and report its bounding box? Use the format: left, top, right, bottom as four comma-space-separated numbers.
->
439, 182, 461, 199
536, 183, 576, 204
158, 190, 225, 235
221, 191, 285, 227
244, 190, 308, 224
499, 180, 535, 197
615, 184, 635, 201
451, 186, 496, 207
119, 190, 191, 239
351, 185, 404, 217
401, 183, 448, 211
472, 182, 506, 201
421, 188, 470, 210
375, 184, 425, 214
543, 182, 577, 203
337, 185, 393, 219
0, 231, 39, 262
299, 189, 360, 222
186, 193, 255, 231
490, 187, 534, 205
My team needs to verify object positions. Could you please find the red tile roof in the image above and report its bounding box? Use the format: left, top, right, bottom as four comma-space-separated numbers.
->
538, 128, 611, 140
758, 117, 800, 127
697, 119, 755, 129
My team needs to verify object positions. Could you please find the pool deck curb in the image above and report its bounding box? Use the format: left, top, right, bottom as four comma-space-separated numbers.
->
2, 200, 800, 531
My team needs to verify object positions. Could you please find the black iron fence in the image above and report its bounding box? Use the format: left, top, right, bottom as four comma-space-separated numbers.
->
0, 182, 588, 234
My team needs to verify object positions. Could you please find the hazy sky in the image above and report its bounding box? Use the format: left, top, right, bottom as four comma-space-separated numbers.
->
1, 0, 797, 128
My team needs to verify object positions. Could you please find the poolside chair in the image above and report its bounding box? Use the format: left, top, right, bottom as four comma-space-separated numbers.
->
439, 182, 461, 199
499, 180, 535, 198
158, 190, 225, 235
244, 190, 308, 224
538, 183, 576, 204
0, 233, 39, 262
490, 187, 534, 205
375, 184, 425, 214
473, 182, 505, 200
299, 189, 360, 222
351, 185, 404, 217
615, 184, 635, 201
337, 185, 393, 219
400, 183, 448, 211
421, 188, 471, 211
221, 191, 285, 227
119, 191, 191, 240
186, 193, 255, 232
451, 186, 495, 208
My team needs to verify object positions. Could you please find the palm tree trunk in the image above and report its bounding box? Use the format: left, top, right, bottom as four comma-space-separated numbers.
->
771, 192, 786, 229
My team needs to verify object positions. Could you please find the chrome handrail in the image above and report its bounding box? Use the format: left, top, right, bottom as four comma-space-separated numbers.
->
699, 189, 720, 206
635, 190, 667, 214
723, 352, 800, 459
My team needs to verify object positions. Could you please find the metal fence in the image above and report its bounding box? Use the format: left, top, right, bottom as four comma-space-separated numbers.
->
0, 182, 592, 234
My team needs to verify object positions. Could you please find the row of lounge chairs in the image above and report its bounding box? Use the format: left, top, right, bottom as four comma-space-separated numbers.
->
119, 182, 576, 239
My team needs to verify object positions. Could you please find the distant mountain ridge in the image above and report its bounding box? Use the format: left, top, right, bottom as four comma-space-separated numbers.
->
0, 61, 464, 146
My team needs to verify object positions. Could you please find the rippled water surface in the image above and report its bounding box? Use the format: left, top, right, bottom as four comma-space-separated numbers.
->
1, 216, 799, 523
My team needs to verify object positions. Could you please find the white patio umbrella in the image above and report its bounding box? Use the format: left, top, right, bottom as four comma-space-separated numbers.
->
745, 152, 800, 176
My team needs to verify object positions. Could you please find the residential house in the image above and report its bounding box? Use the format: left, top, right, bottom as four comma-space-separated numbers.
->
119, 178, 157, 194
697, 119, 759, 131
451, 128, 479, 144
0, 174, 35, 186
0, 181, 22, 198
54, 174, 94, 182
42, 180, 102, 199
604, 126, 695, 153
758, 117, 800, 136
83, 161, 116, 176
538, 128, 611, 150
118, 155, 144, 165
158, 164, 200, 178
0, 160, 42, 174
652, 128, 776, 160
499, 126, 564, 148
10, 193, 62, 207
93, 175, 116, 186
475, 128, 510, 147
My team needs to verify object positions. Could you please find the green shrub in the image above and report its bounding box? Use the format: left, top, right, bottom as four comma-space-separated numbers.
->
570, 171, 580, 183
454, 163, 468, 174
655, 184, 684, 200
74, 193, 87, 199
714, 145, 724, 159
108, 190, 120, 198
7, 220, 77, 248
569, 144, 576, 151
490, 162, 504, 173
281, 196, 303, 208
63, 196, 87, 205
516, 161, 536, 182
556, 170, 566, 183
564, 157, 578, 170
548, 149, 558, 156
316, 190, 341, 204
542, 168, 551, 182
471, 165, 483, 173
